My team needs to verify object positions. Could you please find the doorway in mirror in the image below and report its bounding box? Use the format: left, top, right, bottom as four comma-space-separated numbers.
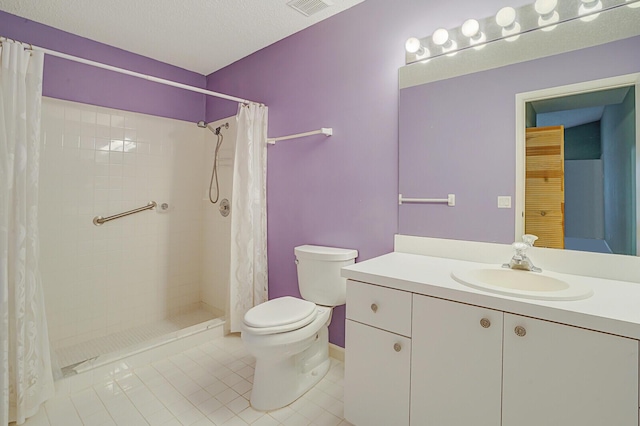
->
517, 76, 638, 256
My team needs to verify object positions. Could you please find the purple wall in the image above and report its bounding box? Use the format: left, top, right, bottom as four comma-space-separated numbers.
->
399, 36, 640, 244
0, 10, 205, 122
205, 0, 530, 347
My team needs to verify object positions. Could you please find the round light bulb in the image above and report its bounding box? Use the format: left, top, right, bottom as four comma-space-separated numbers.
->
538, 11, 560, 30
535, 0, 557, 16
405, 37, 422, 54
496, 7, 517, 27
432, 28, 449, 46
579, 0, 603, 21
461, 19, 480, 38
445, 40, 458, 56
418, 47, 431, 59
502, 24, 521, 41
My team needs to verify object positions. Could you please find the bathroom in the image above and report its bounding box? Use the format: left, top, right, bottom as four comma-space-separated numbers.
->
1, 0, 640, 425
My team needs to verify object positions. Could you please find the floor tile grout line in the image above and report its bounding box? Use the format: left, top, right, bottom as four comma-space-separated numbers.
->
131, 356, 243, 424
28, 336, 349, 426
129, 364, 197, 423
69, 386, 118, 426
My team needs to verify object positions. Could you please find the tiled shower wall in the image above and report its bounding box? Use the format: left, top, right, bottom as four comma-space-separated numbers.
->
39, 97, 208, 349
201, 118, 236, 315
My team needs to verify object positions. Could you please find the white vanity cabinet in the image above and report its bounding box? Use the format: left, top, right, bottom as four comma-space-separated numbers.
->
411, 294, 638, 425
344, 280, 412, 426
346, 281, 640, 426
502, 313, 638, 426
411, 294, 504, 426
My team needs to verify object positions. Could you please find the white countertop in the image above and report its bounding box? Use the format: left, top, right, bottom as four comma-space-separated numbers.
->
341, 251, 640, 340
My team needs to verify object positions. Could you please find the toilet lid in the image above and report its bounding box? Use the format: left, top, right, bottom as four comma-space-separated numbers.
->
244, 296, 317, 329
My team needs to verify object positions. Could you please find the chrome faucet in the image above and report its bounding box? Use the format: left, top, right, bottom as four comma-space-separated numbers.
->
502, 234, 541, 273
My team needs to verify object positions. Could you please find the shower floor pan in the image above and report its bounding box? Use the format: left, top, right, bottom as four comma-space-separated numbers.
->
56, 308, 222, 377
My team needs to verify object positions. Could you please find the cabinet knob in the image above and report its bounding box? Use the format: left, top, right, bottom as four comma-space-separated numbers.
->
394, 343, 402, 352
480, 318, 491, 328
371, 303, 378, 313
514, 326, 527, 337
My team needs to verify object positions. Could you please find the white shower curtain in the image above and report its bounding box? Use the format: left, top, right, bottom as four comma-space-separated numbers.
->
0, 41, 55, 425
228, 103, 269, 333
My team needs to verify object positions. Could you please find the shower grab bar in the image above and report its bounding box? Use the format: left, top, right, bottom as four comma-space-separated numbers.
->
93, 201, 157, 226
267, 128, 333, 145
398, 193, 456, 206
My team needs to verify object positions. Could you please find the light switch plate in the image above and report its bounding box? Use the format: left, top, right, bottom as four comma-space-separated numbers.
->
498, 196, 511, 208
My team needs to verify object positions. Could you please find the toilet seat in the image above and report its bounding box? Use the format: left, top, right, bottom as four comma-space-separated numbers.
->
243, 296, 318, 335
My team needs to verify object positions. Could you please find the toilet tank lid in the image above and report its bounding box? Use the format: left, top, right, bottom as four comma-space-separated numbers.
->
295, 245, 358, 261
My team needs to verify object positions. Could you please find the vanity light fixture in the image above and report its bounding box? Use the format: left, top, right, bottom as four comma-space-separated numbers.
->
579, 0, 603, 21
461, 19, 487, 48
496, 6, 521, 40
535, 0, 560, 30
405, 37, 430, 60
404, 0, 640, 66
432, 28, 458, 55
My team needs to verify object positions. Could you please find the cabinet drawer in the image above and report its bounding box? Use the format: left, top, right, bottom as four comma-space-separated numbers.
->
346, 280, 412, 337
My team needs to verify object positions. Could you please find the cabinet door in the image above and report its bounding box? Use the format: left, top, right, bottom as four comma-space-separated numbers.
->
503, 313, 639, 426
344, 319, 411, 426
411, 295, 503, 426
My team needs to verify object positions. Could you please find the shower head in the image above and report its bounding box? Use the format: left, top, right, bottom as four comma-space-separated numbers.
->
197, 120, 218, 135
196, 121, 230, 135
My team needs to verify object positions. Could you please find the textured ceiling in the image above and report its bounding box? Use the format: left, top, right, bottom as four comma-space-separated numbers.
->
0, 0, 365, 75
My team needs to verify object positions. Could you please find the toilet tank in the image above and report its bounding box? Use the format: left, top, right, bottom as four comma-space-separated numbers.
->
295, 245, 358, 306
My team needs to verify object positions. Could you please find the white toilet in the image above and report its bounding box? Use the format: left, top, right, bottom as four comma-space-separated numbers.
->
241, 244, 358, 411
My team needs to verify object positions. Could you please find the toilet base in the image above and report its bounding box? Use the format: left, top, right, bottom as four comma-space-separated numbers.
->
249, 326, 331, 411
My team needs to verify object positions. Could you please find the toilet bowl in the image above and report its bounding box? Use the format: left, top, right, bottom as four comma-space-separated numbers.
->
241, 300, 333, 411
241, 245, 357, 411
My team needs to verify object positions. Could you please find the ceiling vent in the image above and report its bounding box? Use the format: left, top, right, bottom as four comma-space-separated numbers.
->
287, 0, 334, 17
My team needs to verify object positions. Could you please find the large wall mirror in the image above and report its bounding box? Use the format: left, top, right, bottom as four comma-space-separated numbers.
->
398, 1, 640, 255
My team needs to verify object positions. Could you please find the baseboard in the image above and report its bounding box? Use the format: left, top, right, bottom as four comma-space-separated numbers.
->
329, 343, 344, 362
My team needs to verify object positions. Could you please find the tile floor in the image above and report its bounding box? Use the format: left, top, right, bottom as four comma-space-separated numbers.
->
22, 335, 351, 426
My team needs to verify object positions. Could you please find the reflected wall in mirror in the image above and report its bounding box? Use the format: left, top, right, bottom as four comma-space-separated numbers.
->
519, 82, 637, 255
398, 4, 640, 255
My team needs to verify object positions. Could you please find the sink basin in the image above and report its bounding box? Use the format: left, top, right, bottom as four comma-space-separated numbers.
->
451, 266, 593, 301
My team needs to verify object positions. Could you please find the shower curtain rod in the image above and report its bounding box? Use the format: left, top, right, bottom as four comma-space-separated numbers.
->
0, 37, 260, 105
